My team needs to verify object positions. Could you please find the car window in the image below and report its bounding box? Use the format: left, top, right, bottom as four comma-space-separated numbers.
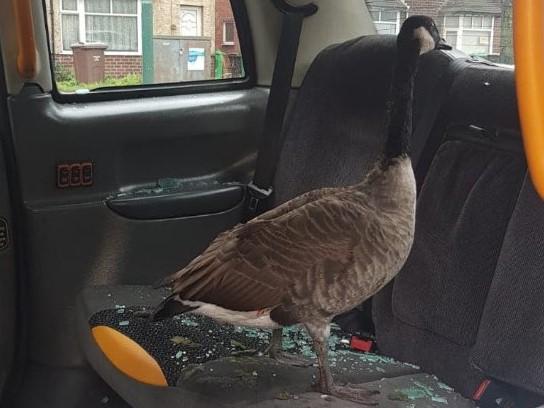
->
365, 0, 514, 65
43, 0, 246, 93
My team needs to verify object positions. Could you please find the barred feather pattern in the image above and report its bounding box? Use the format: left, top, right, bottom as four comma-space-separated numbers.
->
154, 155, 416, 328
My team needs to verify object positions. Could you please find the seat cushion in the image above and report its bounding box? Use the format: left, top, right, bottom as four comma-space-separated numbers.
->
77, 285, 475, 407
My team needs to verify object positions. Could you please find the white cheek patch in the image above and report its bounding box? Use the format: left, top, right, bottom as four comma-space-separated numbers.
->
414, 27, 435, 55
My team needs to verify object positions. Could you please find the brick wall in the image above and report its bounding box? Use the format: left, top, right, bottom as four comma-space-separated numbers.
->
54, 54, 142, 79
214, 0, 242, 78
215, 0, 241, 55
105, 55, 143, 77
54, 54, 74, 72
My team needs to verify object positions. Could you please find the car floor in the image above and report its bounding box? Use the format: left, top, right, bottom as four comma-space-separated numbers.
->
7, 364, 129, 408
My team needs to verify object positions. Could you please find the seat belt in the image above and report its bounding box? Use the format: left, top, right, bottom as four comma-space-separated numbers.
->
244, 0, 318, 221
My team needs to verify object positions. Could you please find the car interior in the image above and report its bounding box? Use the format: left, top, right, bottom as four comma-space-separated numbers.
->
1, 0, 543, 407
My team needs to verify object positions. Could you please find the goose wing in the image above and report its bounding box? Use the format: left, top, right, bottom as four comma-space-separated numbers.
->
252, 187, 342, 221
165, 189, 365, 312
158, 186, 342, 288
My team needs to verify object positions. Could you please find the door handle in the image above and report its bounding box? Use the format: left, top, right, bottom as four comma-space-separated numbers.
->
107, 184, 244, 220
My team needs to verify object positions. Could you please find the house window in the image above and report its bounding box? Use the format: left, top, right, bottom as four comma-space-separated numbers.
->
61, 0, 80, 50
443, 14, 495, 56
223, 20, 236, 45
370, 8, 401, 35
61, 0, 140, 52
180, 6, 203, 36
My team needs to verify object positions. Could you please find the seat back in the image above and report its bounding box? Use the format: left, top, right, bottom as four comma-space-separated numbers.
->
274, 34, 459, 204
472, 176, 544, 397
273, 35, 396, 204
373, 63, 527, 397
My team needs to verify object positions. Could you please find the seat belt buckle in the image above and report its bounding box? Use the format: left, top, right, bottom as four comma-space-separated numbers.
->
350, 335, 376, 353
473, 380, 518, 408
246, 182, 273, 213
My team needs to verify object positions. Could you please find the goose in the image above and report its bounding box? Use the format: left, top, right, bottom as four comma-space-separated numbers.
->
151, 15, 449, 404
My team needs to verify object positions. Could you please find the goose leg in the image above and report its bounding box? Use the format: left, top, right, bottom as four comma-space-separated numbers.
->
307, 323, 379, 406
264, 328, 313, 367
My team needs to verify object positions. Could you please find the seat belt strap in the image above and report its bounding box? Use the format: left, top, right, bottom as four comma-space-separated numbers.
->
245, 0, 318, 220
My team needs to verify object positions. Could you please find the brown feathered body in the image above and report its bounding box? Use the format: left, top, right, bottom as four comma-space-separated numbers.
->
156, 155, 415, 329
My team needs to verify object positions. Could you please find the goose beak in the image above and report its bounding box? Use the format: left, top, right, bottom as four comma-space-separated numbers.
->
436, 38, 452, 50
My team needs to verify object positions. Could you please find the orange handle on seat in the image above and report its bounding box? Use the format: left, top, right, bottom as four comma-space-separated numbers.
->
12, 0, 38, 80
514, 0, 544, 199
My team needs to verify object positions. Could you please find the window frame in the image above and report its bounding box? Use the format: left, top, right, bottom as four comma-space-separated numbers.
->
60, 1, 81, 51
442, 14, 496, 57
60, 0, 142, 55
370, 8, 401, 35
222, 20, 236, 45
46, 0, 256, 103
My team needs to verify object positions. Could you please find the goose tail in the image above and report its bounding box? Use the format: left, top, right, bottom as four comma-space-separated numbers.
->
149, 295, 197, 322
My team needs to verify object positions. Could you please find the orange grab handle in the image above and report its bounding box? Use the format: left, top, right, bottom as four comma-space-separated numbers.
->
12, 0, 38, 80
514, 0, 544, 199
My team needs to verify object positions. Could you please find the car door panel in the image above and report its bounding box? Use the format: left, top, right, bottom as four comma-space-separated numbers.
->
0, 52, 17, 402
26, 199, 245, 366
9, 88, 266, 203
6, 86, 267, 367
0, 134, 16, 399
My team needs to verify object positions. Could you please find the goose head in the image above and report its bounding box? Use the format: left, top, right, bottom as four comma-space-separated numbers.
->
398, 15, 451, 55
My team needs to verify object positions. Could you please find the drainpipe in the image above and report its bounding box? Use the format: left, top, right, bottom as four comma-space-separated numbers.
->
49, 0, 56, 63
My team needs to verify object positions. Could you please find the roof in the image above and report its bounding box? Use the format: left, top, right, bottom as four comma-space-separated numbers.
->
440, 0, 502, 14
366, 0, 408, 10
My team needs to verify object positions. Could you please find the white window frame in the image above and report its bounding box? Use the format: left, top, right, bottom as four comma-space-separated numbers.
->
59, 0, 80, 51
442, 14, 496, 56
60, 0, 142, 56
180, 5, 203, 37
222, 20, 235, 45
371, 9, 402, 35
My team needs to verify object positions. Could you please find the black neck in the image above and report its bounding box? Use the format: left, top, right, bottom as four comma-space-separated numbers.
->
383, 46, 420, 163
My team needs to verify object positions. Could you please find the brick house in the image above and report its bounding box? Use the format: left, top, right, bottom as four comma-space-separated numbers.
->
46, 0, 242, 82
214, 0, 243, 78
45, 0, 146, 79
367, 0, 511, 61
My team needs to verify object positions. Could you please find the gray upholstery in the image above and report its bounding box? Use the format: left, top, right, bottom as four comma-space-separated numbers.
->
373, 63, 528, 398
472, 177, 544, 396
393, 133, 525, 346
273, 35, 455, 204
274, 35, 396, 204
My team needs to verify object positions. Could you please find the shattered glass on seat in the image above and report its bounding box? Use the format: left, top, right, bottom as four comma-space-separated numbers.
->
89, 306, 474, 407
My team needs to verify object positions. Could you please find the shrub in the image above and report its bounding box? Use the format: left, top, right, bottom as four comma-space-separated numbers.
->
56, 73, 143, 93
54, 64, 75, 83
